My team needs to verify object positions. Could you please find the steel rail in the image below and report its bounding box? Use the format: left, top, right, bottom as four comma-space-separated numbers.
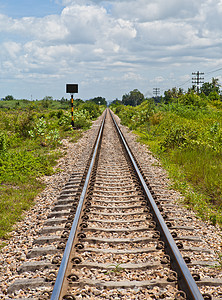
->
110, 109, 204, 300
51, 110, 107, 300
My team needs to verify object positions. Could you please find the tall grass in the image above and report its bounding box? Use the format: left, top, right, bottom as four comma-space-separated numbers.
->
167, 146, 222, 205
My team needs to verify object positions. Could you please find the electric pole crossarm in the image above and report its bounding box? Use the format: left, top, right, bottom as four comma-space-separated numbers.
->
192, 71, 204, 94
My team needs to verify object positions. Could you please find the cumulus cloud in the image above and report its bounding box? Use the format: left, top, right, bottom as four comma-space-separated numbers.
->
0, 0, 222, 99
103, 0, 202, 21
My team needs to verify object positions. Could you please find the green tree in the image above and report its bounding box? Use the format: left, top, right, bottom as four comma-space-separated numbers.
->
4, 95, 14, 101
178, 91, 207, 108
75, 98, 84, 105
42, 96, 53, 101
163, 87, 183, 104
110, 99, 122, 105
42, 96, 53, 108
60, 97, 67, 103
164, 89, 173, 104
122, 89, 144, 106
90, 96, 107, 106
200, 78, 220, 96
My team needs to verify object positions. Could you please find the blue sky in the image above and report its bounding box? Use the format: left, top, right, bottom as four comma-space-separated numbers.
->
0, 0, 222, 101
0, 0, 64, 18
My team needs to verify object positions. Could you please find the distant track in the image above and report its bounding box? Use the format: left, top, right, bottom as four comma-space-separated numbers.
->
8, 109, 222, 300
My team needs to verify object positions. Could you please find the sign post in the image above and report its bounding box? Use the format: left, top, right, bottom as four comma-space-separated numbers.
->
66, 84, 78, 128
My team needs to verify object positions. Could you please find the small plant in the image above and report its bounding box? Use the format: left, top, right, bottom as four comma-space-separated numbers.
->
105, 263, 124, 275
216, 252, 222, 268
29, 117, 47, 139
210, 214, 217, 226
210, 251, 222, 269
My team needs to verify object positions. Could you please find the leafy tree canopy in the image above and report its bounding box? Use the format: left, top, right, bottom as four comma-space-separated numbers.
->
42, 96, 53, 101
178, 91, 207, 108
4, 95, 14, 101
122, 89, 144, 106
110, 99, 122, 106
89, 96, 107, 106
164, 87, 184, 104
200, 78, 220, 96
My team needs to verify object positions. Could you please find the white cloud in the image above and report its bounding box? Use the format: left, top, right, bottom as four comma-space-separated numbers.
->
0, 0, 222, 99
2, 41, 22, 58
151, 76, 165, 83
110, 0, 201, 21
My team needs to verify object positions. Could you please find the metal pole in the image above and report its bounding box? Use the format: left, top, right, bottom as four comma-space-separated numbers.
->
71, 94, 74, 128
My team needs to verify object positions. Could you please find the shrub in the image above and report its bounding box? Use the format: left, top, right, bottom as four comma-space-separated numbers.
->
58, 110, 91, 130
160, 125, 198, 150
0, 133, 7, 152
14, 111, 35, 138
178, 92, 207, 108
29, 118, 61, 147
211, 100, 222, 109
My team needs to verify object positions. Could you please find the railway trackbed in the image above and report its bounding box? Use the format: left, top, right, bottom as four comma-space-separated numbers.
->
2, 109, 222, 299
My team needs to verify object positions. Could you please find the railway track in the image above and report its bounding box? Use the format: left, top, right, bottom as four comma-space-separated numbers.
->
6, 109, 222, 299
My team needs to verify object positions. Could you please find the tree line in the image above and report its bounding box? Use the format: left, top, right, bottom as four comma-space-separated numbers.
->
111, 78, 222, 107
2, 77, 222, 107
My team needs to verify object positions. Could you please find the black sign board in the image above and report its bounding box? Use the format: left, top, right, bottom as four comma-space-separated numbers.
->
66, 84, 78, 93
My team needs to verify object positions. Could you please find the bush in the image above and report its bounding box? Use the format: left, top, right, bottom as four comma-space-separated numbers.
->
211, 100, 222, 109
0, 150, 54, 184
160, 124, 198, 150
79, 102, 102, 119
177, 92, 207, 108
0, 133, 7, 152
29, 117, 61, 147
58, 110, 91, 130
14, 111, 35, 138
111, 100, 155, 130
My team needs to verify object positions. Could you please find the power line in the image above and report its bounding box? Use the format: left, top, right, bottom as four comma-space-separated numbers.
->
147, 65, 222, 95
177, 78, 192, 88
176, 65, 222, 89
205, 67, 222, 76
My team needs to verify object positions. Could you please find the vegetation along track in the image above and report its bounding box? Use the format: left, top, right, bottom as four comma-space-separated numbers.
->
5, 109, 222, 300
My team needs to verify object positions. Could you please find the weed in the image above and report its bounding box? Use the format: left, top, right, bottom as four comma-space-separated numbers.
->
104, 263, 124, 275
209, 251, 222, 269
0, 242, 7, 250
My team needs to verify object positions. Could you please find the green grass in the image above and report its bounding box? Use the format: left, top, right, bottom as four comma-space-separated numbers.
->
0, 180, 44, 238
0, 100, 103, 241
0, 148, 61, 239
167, 147, 222, 205
137, 133, 222, 225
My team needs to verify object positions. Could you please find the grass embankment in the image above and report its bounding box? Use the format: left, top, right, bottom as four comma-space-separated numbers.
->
0, 100, 104, 241
111, 96, 222, 226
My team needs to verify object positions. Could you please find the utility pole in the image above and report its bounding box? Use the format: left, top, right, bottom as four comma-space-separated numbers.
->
192, 71, 204, 94
153, 88, 160, 97
66, 84, 78, 129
